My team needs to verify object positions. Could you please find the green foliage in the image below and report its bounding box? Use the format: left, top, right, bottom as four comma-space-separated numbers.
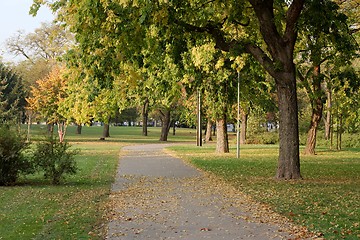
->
0, 63, 26, 124
32, 136, 79, 185
314, 131, 360, 149
247, 131, 279, 144
0, 125, 32, 186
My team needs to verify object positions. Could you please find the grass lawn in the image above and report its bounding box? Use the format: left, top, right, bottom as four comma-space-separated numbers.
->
1, 125, 359, 239
169, 143, 360, 239
0, 125, 196, 240
0, 141, 120, 239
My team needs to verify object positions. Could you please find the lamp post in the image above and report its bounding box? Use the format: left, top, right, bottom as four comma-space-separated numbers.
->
197, 89, 202, 146
236, 71, 240, 158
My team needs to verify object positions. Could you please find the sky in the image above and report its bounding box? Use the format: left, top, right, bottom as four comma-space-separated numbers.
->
0, 0, 55, 62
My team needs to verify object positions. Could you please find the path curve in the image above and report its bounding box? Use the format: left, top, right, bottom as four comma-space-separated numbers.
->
106, 144, 304, 239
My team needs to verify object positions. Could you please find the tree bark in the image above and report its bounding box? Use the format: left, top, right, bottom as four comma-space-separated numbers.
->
103, 123, 110, 138
337, 114, 342, 150
47, 122, 54, 135
159, 109, 171, 141
27, 111, 32, 142
275, 76, 301, 179
57, 122, 67, 143
216, 115, 229, 153
172, 120, 176, 136
142, 98, 149, 136
251, 1, 303, 179
304, 66, 323, 155
323, 83, 332, 140
76, 124, 82, 134
240, 110, 248, 144
205, 119, 213, 142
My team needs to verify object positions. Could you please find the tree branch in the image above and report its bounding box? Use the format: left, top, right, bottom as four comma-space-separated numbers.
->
173, 18, 235, 51
245, 44, 276, 78
297, 68, 313, 97
284, 0, 305, 47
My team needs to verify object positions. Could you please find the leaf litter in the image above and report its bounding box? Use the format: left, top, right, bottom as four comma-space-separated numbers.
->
104, 171, 318, 239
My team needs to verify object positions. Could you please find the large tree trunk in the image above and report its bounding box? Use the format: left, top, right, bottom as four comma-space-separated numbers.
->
304, 66, 323, 155
240, 110, 248, 144
216, 115, 229, 153
142, 98, 149, 136
159, 109, 171, 141
103, 123, 110, 138
304, 104, 322, 155
275, 74, 301, 179
249, 1, 303, 180
205, 119, 213, 142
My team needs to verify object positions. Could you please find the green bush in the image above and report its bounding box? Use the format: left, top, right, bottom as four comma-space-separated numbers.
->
339, 133, 360, 148
0, 125, 32, 186
32, 136, 79, 185
247, 131, 279, 144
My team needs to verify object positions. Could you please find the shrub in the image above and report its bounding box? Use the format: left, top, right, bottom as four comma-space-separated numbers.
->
0, 125, 32, 186
247, 131, 279, 144
32, 136, 79, 185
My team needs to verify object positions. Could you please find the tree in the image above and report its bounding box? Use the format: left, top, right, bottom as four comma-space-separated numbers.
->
93, 0, 305, 178
330, 66, 360, 149
234, 57, 275, 145
6, 22, 74, 87
145, 45, 183, 142
27, 67, 68, 142
0, 63, 26, 124
183, 42, 243, 153
296, 0, 358, 155
58, 67, 94, 135
6, 22, 73, 63
0, 125, 31, 186
33, 0, 338, 179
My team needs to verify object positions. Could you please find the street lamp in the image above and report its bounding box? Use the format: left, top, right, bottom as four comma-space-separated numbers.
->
197, 89, 202, 147
236, 71, 240, 158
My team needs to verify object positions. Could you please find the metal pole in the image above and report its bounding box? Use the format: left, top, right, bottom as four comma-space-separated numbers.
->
198, 90, 202, 146
236, 71, 240, 158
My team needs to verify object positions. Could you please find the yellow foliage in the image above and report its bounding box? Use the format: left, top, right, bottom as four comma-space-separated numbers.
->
191, 43, 216, 72
230, 55, 246, 72
215, 57, 225, 70
27, 67, 67, 123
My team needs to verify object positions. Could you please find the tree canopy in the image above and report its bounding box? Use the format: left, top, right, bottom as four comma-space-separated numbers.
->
0, 63, 26, 124
30, 0, 359, 179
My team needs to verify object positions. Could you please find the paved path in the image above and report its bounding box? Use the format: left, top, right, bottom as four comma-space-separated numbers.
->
106, 144, 305, 240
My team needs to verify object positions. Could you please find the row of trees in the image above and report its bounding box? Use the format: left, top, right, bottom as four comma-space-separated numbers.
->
2, 0, 358, 180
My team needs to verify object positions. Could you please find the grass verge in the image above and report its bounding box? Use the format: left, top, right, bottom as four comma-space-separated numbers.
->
0, 141, 120, 240
170, 144, 360, 239
0, 125, 196, 239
